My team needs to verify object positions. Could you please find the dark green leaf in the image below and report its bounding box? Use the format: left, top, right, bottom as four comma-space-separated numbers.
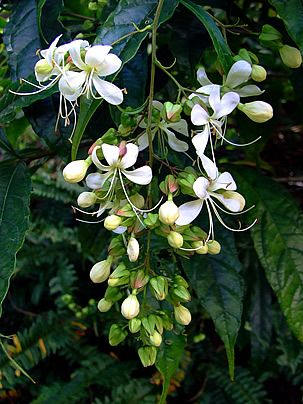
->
37, 0, 65, 44
3, 0, 40, 81
232, 167, 303, 342
180, 0, 234, 73
0, 128, 18, 156
0, 160, 31, 317
269, 0, 303, 53
182, 228, 244, 380
156, 332, 185, 404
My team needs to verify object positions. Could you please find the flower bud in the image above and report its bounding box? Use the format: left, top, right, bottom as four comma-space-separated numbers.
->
121, 295, 140, 319
129, 318, 141, 333
142, 315, 156, 334
35, 59, 53, 81
149, 331, 162, 347
104, 286, 123, 302
138, 346, 157, 367
207, 240, 221, 255
251, 65, 267, 82
130, 270, 149, 289
63, 160, 90, 183
167, 231, 183, 249
127, 237, 140, 262
159, 201, 180, 225
172, 285, 191, 302
238, 101, 273, 123
97, 298, 113, 312
192, 241, 208, 254
104, 215, 122, 231
130, 193, 145, 209
77, 192, 97, 208
108, 264, 130, 287
150, 276, 168, 300
221, 191, 246, 212
164, 102, 182, 122
174, 304, 191, 325
90, 258, 112, 283
279, 45, 302, 68
109, 324, 127, 346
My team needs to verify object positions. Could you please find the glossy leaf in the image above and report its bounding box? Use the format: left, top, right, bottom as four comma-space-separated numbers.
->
182, 229, 243, 380
232, 167, 303, 342
0, 160, 31, 317
180, 0, 234, 73
156, 332, 185, 404
269, 0, 303, 53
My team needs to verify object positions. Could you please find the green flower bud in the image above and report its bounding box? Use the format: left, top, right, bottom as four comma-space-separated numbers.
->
164, 102, 182, 122
174, 275, 189, 288
35, 59, 53, 81
109, 324, 127, 346
207, 240, 221, 255
138, 346, 157, 367
108, 264, 130, 287
129, 193, 145, 209
192, 241, 208, 254
238, 101, 273, 123
104, 215, 122, 231
259, 24, 282, 42
142, 315, 156, 335
172, 285, 191, 302
90, 258, 112, 283
130, 270, 149, 289
63, 159, 90, 183
174, 304, 191, 325
150, 276, 168, 301
159, 201, 180, 225
251, 65, 267, 82
77, 192, 97, 208
127, 237, 140, 262
97, 298, 113, 312
129, 318, 142, 333
279, 45, 302, 68
149, 331, 162, 347
104, 286, 123, 302
121, 295, 140, 319
167, 231, 184, 249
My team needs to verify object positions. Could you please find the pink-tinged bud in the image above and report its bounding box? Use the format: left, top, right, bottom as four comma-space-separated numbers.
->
130, 270, 149, 289
164, 102, 182, 122
121, 295, 140, 319
104, 215, 122, 231
251, 65, 267, 82
159, 201, 180, 225
97, 298, 113, 312
118, 141, 127, 157
149, 331, 162, 347
192, 241, 208, 254
90, 258, 112, 283
77, 192, 97, 208
127, 237, 140, 262
279, 45, 302, 68
174, 304, 191, 325
238, 101, 273, 123
167, 231, 183, 249
63, 159, 90, 183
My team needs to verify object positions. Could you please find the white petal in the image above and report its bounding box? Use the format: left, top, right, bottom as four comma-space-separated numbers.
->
175, 200, 203, 225
86, 172, 110, 189
188, 84, 213, 103
191, 104, 209, 126
92, 146, 111, 171
152, 100, 163, 111
137, 132, 149, 151
69, 39, 89, 70
85, 45, 112, 68
192, 127, 209, 156
197, 67, 212, 86
165, 128, 189, 152
225, 60, 252, 88
122, 166, 152, 185
210, 193, 241, 212
213, 91, 240, 119
236, 85, 264, 97
210, 172, 237, 191
193, 177, 209, 199
92, 76, 123, 105
201, 154, 218, 180
101, 143, 120, 166
208, 85, 221, 114
120, 143, 139, 169
96, 53, 122, 76
41, 34, 62, 65
166, 119, 189, 136
58, 71, 86, 101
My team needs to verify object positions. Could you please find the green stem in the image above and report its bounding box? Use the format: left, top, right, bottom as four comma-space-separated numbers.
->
111, 24, 152, 47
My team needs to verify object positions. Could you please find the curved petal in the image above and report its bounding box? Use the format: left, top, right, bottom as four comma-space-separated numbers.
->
191, 104, 209, 126
121, 143, 139, 169
166, 119, 189, 136
197, 67, 212, 86
69, 39, 89, 70
189, 84, 214, 103
122, 166, 152, 185
201, 154, 218, 180
86, 172, 110, 189
101, 143, 120, 166
210, 192, 242, 212
152, 100, 163, 111
58, 71, 86, 101
192, 127, 209, 156
40, 34, 62, 65
208, 85, 221, 114
210, 171, 237, 192
96, 53, 122, 76
175, 199, 203, 225
193, 177, 209, 199
85, 45, 112, 68
213, 91, 240, 119
91, 146, 111, 171
92, 76, 123, 105
225, 60, 252, 88
165, 128, 189, 152
236, 84, 264, 97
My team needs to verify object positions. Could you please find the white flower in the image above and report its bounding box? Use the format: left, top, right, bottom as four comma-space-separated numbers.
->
138, 101, 189, 152
63, 159, 90, 183
127, 237, 140, 262
59, 43, 123, 105
158, 200, 180, 225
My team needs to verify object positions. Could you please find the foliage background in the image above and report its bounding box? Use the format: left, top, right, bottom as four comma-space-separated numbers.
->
0, 0, 303, 402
